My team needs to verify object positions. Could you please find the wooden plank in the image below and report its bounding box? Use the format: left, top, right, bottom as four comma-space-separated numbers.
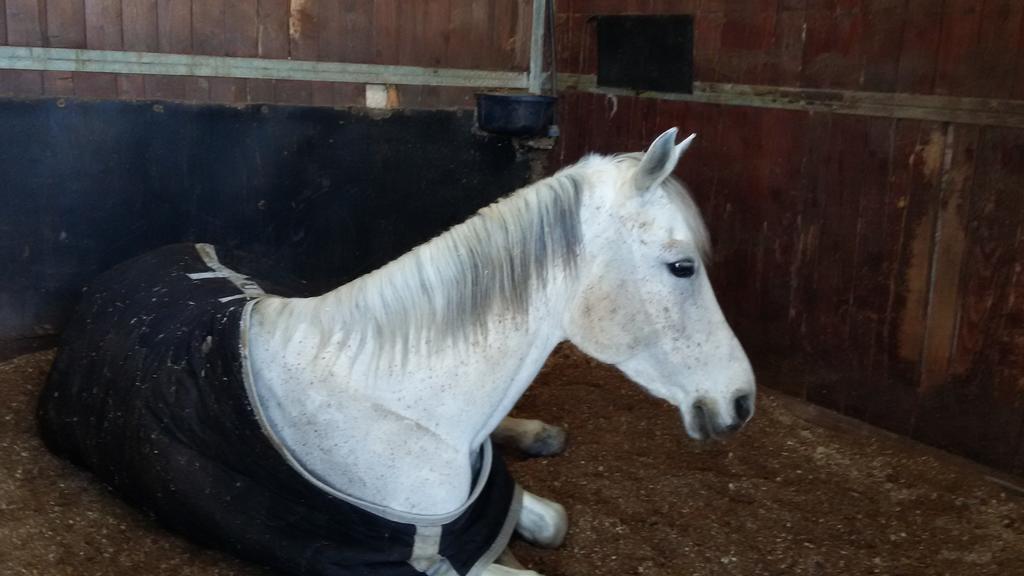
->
577, 12, 597, 75
257, 0, 288, 58
122, 0, 158, 51
341, 0, 373, 64
317, 0, 342, 61
79, 0, 121, 97
192, 0, 225, 56
311, 79, 333, 106
6, 0, 45, 46
0, 69, 42, 95
84, 0, 121, 50
801, 0, 865, 90
273, 78, 311, 104
918, 125, 979, 393
209, 77, 246, 103
860, 0, 907, 92
0, 0, 7, 45
842, 117, 897, 420
933, 0, 983, 97
288, 0, 317, 61
74, 70, 117, 98
491, 0, 516, 71
972, 0, 1024, 98
553, 10, 574, 75
185, 76, 210, 101
469, 0, 493, 69
916, 127, 1024, 470
513, 0, 532, 72
693, 0, 724, 82
753, 108, 810, 359
397, 0, 430, 68
42, 69, 73, 94
145, 74, 187, 100
894, 0, 943, 94
758, 0, 805, 86
716, 0, 778, 85
333, 81, 363, 107
46, 0, 85, 48
246, 77, 274, 102
152, 0, 191, 98
224, 0, 258, 57
446, 0, 473, 69
372, 0, 398, 64
116, 74, 146, 99
803, 114, 870, 411
862, 120, 944, 435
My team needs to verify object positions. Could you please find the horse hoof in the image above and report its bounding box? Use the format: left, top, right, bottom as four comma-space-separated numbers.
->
523, 424, 567, 457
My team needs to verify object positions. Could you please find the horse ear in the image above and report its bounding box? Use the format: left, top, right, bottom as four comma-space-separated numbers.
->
634, 129, 697, 194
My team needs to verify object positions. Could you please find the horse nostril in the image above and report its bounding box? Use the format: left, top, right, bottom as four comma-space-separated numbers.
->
734, 394, 753, 423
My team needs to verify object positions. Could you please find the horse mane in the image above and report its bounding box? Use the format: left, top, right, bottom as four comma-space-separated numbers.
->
321, 162, 585, 358
315, 153, 710, 359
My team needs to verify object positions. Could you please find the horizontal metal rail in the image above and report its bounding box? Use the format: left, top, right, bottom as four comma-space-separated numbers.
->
0, 46, 528, 89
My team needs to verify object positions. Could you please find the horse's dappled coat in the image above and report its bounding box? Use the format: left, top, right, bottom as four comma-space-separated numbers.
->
37, 243, 520, 576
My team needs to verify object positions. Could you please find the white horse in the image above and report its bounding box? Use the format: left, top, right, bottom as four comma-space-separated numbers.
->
247, 128, 756, 575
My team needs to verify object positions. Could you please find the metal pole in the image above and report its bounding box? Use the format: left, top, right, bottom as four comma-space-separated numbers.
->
528, 0, 546, 94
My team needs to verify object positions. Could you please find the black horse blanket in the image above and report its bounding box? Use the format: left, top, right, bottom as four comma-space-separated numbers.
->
38, 243, 520, 576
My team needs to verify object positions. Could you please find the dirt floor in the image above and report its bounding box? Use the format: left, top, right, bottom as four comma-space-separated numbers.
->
2, 347, 1024, 576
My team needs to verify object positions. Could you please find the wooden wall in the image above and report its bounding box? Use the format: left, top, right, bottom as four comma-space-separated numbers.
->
554, 1, 1024, 474
0, 0, 533, 108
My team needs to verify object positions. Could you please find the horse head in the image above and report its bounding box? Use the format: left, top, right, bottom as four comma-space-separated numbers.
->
565, 128, 756, 440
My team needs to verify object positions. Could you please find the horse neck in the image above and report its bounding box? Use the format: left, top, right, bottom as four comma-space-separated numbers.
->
250, 173, 586, 452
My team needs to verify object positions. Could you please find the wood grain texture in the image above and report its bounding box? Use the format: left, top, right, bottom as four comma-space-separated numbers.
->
894, 0, 943, 94
158, 0, 191, 53
371, 0, 398, 64
0, 69, 43, 95
209, 77, 246, 103
274, 78, 312, 105
116, 74, 146, 99
192, 0, 225, 55
317, 0, 342, 61
257, 0, 288, 58
289, 0, 317, 60
84, 0, 121, 50
800, 0, 865, 90
46, 0, 85, 48
224, 0, 258, 57
860, 0, 907, 92
915, 127, 1024, 470
6, 0, 45, 46
122, 0, 157, 51
716, 0, 778, 85
42, 69, 73, 94
73, 70, 117, 98
341, 0, 373, 64
0, 0, 8, 45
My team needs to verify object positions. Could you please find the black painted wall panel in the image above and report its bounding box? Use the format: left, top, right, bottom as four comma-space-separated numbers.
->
0, 98, 531, 344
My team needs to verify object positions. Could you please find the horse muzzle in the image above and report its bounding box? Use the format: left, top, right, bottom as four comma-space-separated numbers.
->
684, 393, 754, 441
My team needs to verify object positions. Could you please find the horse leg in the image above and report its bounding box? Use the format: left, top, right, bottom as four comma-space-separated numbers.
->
492, 417, 567, 456
515, 491, 568, 549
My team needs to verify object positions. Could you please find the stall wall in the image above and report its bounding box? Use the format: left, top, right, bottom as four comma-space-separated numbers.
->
0, 0, 533, 108
554, 0, 1024, 474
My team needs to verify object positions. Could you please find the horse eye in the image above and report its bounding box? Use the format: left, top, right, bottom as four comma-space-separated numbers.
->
667, 259, 696, 278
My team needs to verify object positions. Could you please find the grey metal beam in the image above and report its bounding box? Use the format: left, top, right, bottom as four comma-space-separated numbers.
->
0, 46, 528, 89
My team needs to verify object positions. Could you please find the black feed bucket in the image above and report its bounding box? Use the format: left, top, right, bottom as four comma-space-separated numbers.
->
475, 93, 557, 137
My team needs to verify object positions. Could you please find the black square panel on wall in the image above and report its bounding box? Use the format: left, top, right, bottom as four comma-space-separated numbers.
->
597, 15, 694, 93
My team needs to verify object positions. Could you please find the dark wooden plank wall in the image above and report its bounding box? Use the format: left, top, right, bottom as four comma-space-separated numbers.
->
554, 2, 1024, 474
0, 0, 532, 108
